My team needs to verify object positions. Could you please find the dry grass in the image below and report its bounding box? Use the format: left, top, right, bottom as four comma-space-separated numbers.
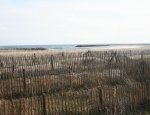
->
0, 50, 149, 115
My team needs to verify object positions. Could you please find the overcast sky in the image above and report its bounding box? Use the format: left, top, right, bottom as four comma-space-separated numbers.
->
0, 0, 150, 45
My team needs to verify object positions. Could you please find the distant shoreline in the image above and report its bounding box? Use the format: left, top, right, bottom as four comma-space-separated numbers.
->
0, 44, 150, 52
0, 48, 48, 51
75, 44, 150, 47
75, 44, 109, 47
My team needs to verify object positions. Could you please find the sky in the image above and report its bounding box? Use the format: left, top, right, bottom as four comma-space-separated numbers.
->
0, 0, 150, 45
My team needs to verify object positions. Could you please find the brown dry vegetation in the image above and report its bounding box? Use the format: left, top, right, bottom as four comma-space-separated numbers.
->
0, 50, 150, 115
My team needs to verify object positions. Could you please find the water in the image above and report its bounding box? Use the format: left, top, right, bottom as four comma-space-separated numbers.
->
0, 44, 149, 50
0, 44, 76, 50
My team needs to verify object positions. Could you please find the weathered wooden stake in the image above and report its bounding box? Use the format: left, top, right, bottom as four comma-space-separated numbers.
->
68, 66, 72, 87
0, 61, 4, 68
146, 80, 149, 100
12, 57, 15, 72
98, 87, 103, 111
22, 69, 26, 96
141, 53, 145, 75
112, 87, 116, 115
10, 99, 16, 115
42, 93, 47, 115
51, 55, 54, 70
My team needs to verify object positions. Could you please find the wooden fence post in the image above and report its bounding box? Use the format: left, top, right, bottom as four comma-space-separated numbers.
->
0, 61, 4, 68
62, 52, 65, 58
33, 53, 37, 65
10, 99, 16, 115
22, 69, 26, 96
12, 57, 15, 72
51, 55, 54, 70
68, 66, 72, 87
141, 52, 145, 75
98, 87, 103, 112
146, 80, 149, 100
41, 93, 47, 115
112, 87, 116, 115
